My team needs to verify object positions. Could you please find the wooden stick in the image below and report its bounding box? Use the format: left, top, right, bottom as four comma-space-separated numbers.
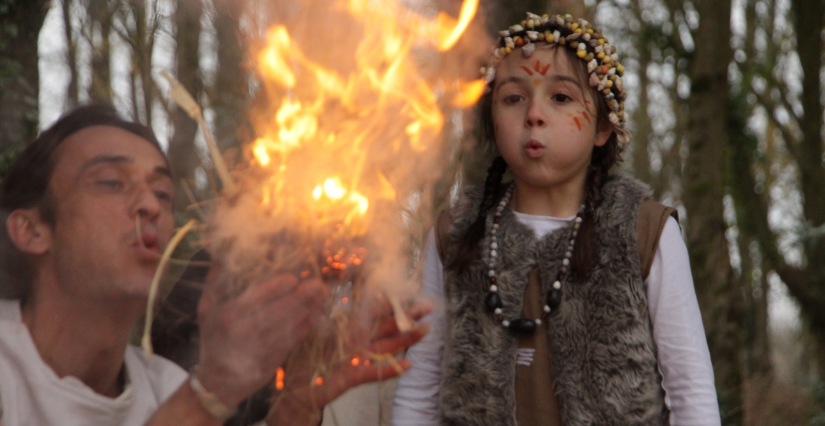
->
142, 219, 199, 356
160, 70, 236, 195
388, 294, 412, 333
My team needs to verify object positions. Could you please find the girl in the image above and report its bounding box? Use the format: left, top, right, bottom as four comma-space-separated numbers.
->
392, 13, 720, 426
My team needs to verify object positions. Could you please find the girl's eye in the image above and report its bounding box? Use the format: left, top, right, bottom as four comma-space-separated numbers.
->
552, 93, 572, 103
502, 94, 525, 105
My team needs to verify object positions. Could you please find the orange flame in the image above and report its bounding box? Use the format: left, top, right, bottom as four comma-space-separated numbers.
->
211, 0, 487, 296
247, 0, 481, 236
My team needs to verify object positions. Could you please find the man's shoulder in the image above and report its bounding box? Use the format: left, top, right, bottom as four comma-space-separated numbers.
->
0, 299, 21, 323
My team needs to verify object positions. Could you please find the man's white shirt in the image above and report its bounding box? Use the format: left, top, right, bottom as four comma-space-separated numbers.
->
0, 299, 187, 426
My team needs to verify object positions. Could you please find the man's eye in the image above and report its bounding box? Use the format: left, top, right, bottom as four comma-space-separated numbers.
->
98, 180, 124, 190
154, 190, 173, 203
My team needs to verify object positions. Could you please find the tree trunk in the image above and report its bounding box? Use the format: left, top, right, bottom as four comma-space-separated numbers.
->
62, 0, 80, 106
212, 0, 249, 152
682, 0, 742, 423
0, 0, 49, 155
167, 0, 203, 213
88, 0, 113, 103
126, 0, 156, 127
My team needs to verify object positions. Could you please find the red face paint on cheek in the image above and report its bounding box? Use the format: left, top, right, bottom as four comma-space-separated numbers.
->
581, 111, 591, 124
573, 117, 582, 131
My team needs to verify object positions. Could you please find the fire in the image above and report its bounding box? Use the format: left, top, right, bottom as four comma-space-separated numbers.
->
209, 0, 488, 297
246, 0, 482, 235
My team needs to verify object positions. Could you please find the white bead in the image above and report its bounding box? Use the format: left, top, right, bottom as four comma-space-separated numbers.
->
495, 308, 502, 314
575, 217, 583, 223
535, 319, 542, 325
490, 285, 498, 292
562, 258, 570, 266
489, 270, 495, 277
565, 250, 572, 258
493, 224, 499, 230
502, 320, 510, 327
491, 242, 498, 249
491, 229, 497, 235
543, 305, 551, 312
491, 250, 497, 257
554, 280, 561, 289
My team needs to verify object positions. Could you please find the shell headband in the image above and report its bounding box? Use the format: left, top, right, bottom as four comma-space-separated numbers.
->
481, 13, 629, 144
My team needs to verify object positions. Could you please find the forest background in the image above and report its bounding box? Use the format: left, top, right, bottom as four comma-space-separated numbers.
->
0, 0, 823, 424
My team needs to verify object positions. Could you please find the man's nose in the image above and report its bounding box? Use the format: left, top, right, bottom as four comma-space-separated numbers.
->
131, 183, 162, 220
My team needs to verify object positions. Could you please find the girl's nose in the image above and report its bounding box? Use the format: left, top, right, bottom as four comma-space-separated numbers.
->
526, 101, 546, 128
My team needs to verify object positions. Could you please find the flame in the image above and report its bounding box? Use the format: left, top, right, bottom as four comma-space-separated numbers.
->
245, 0, 481, 239
435, 0, 480, 51
210, 0, 487, 298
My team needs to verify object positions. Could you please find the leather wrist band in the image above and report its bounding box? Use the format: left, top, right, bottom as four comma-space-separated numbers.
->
189, 367, 235, 420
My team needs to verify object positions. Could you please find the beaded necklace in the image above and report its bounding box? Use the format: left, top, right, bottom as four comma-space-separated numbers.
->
484, 183, 586, 333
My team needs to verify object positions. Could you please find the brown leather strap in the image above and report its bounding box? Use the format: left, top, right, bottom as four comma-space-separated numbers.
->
636, 200, 679, 280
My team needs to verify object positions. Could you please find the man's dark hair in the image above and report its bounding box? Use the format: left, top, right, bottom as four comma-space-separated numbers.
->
0, 104, 167, 300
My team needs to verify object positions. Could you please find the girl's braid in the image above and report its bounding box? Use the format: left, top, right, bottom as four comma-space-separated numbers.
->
479, 156, 509, 219
572, 140, 616, 281
449, 156, 508, 272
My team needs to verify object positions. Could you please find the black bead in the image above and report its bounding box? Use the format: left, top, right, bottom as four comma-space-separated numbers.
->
508, 319, 537, 333
490, 277, 497, 284
485, 292, 502, 312
546, 288, 562, 309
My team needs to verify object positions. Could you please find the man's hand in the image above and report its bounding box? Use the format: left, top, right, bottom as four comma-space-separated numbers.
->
195, 263, 329, 408
266, 297, 433, 426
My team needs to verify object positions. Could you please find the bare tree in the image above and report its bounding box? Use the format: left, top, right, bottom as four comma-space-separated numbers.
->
0, 0, 49, 158
682, 0, 743, 423
167, 0, 203, 213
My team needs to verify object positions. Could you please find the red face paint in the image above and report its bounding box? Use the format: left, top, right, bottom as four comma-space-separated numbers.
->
534, 60, 551, 76
520, 66, 534, 76
573, 117, 582, 131
533, 78, 541, 86
581, 111, 591, 123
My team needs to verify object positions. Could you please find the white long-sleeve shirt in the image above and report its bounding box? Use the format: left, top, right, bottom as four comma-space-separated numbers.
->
392, 212, 720, 426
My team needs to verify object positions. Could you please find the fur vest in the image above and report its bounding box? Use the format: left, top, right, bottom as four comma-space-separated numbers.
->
438, 174, 669, 426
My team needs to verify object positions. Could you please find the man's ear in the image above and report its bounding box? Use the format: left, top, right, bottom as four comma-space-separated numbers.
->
594, 122, 612, 147
6, 209, 51, 255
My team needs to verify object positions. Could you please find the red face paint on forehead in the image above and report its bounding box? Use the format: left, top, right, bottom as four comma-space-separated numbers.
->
520, 66, 534, 76
533, 79, 541, 86
534, 60, 551, 76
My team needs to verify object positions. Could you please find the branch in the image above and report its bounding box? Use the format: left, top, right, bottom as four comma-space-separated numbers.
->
750, 88, 803, 163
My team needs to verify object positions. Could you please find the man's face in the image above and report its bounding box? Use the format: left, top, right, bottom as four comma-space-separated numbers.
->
46, 125, 174, 303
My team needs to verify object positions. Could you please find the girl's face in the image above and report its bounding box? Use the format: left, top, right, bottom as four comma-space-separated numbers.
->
491, 46, 611, 190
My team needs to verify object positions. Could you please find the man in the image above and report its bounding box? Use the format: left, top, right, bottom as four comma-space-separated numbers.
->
0, 105, 427, 426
